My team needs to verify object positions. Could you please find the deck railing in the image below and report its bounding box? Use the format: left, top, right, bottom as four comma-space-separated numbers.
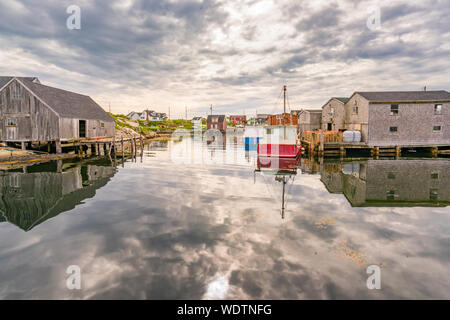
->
302, 130, 343, 145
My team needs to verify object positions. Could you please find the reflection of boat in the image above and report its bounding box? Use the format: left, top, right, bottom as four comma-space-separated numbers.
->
256, 155, 300, 219
257, 86, 301, 158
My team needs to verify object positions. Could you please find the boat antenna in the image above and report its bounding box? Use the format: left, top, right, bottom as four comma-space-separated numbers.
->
283, 85, 287, 114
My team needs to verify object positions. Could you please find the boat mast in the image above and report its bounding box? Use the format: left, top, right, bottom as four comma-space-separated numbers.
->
283, 85, 287, 139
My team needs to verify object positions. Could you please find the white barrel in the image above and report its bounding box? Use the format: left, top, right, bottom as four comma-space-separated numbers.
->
353, 131, 361, 143
343, 131, 354, 143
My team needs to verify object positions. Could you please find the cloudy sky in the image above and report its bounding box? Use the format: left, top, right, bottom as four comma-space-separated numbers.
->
0, 0, 449, 117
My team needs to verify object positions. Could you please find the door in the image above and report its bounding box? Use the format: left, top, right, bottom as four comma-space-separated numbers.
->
327, 123, 333, 131
79, 120, 86, 138
6, 118, 17, 140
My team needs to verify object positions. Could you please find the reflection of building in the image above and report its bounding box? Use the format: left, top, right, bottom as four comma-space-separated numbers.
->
321, 159, 450, 207
0, 159, 116, 231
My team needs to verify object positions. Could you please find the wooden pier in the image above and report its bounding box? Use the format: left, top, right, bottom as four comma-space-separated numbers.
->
301, 131, 450, 158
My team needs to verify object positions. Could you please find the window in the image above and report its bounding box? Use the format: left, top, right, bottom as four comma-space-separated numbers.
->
12, 91, 21, 99
389, 126, 398, 132
431, 172, 439, 179
430, 189, 439, 201
352, 106, 359, 114
433, 126, 442, 132
390, 104, 399, 116
100, 122, 105, 128
434, 104, 442, 115
7, 118, 17, 126
386, 190, 396, 201
330, 107, 335, 115
387, 172, 396, 179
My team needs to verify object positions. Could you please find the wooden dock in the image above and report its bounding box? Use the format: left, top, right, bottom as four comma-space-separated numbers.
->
301, 131, 450, 158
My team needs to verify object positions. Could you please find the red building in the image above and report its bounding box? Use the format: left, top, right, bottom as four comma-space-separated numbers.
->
267, 113, 299, 126
229, 115, 247, 125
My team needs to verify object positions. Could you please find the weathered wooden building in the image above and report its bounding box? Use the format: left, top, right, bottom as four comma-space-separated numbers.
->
344, 91, 450, 147
321, 97, 348, 131
0, 76, 115, 151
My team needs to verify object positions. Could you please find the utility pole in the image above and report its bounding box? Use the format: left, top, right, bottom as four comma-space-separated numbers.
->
185, 106, 188, 120
169, 106, 171, 120
210, 104, 213, 116
283, 85, 287, 114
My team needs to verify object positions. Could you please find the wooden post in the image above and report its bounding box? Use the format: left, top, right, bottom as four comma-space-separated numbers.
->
95, 143, 100, 155
99, 143, 105, 156
395, 146, 401, 158
56, 140, 62, 154
57, 159, 63, 173
21, 141, 26, 150
319, 132, 324, 156
431, 146, 438, 158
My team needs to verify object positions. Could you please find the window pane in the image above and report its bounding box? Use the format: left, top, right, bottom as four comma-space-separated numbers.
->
433, 126, 442, 131
389, 127, 398, 132
434, 104, 442, 115
391, 104, 399, 115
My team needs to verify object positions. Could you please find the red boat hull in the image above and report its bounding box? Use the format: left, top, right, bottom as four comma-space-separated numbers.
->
257, 144, 301, 158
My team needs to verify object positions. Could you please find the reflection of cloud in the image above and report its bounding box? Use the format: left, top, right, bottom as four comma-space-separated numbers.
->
203, 274, 229, 300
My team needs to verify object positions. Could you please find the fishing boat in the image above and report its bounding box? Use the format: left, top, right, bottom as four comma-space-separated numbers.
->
257, 86, 302, 158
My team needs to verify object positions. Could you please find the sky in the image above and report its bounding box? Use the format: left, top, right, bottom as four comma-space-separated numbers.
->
0, 0, 449, 118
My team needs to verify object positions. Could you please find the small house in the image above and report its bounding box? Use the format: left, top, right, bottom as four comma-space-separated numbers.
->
207, 115, 227, 131
298, 109, 322, 133
321, 98, 348, 131
229, 115, 247, 126
255, 114, 270, 125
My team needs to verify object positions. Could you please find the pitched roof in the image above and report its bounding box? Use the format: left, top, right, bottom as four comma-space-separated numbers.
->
18, 78, 114, 122
0, 76, 40, 90
334, 97, 349, 103
207, 115, 226, 122
355, 91, 450, 102
303, 109, 322, 113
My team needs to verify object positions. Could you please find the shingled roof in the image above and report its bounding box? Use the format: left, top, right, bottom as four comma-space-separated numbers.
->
15, 77, 114, 122
356, 91, 450, 102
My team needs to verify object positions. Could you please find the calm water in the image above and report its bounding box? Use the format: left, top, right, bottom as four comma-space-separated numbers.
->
0, 131, 449, 299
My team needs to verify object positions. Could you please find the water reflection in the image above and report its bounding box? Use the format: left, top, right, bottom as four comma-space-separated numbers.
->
0, 159, 115, 231
319, 159, 450, 207
0, 135, 449, 300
